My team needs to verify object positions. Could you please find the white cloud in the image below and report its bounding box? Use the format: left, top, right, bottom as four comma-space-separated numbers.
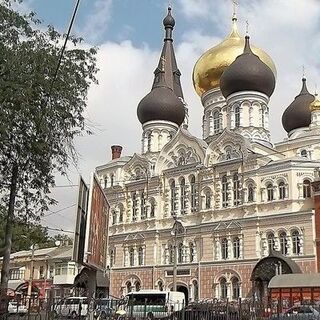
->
44, 0, 320, 232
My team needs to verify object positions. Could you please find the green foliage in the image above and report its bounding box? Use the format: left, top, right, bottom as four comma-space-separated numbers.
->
0, 1, 98, 220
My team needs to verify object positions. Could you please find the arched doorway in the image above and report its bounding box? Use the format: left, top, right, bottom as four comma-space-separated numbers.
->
176, 285, 189, 304
251, 251, 301, 302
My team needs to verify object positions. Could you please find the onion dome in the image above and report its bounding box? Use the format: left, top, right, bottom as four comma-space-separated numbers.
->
192, 15, 277, 97
310, 93, 320, 112
220, 35, 276, 98
282, 78, 315, 133
137, 7, 185, 126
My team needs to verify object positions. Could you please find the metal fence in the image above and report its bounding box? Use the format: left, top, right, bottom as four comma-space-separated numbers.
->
1, 297, 320, 320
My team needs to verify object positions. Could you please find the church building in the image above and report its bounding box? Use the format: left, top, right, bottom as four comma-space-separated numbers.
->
95, 7, 320, 302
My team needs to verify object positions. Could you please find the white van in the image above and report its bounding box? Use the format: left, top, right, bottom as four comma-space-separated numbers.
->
119, 290, 185, 319
53, 297, 89, 318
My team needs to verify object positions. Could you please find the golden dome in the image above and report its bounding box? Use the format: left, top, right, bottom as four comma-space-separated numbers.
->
192, 17, 277, 97
310, 94, 320, 112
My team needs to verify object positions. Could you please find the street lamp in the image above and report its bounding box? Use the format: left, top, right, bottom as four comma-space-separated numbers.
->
170, 216, 185, 292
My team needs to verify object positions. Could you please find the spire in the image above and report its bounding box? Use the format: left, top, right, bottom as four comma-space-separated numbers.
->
243, 35, 254, 55
152, 7, 184, 99
299, 77, 310, 95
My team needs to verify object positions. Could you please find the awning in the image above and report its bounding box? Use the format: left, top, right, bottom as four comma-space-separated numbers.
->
96, 270, 109, 288
269, 274, 320, 288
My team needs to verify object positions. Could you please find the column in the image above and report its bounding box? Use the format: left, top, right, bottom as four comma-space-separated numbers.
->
209, 114, 213, 135
124, 247, 129, 267
227, 236, 232, 260
226, 282, 232, 300
260, 187, 266, 202
239, 235, 244, 259
298, 183, 303, 199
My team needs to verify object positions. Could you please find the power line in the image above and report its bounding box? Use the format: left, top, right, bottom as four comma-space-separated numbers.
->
44, 203, 76, 217
46, 226, 74, 234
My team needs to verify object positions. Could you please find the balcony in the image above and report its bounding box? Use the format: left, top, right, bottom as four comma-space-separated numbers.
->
53, 274, 76, 285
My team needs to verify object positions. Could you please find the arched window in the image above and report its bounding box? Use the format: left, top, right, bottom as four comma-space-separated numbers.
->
129, 248, 134, 266
112, 210, 117, 225
110, 173, 114, 187
233, 173, 240, 206
303, 180, 311, 198
193, 280, 199, 301
221, 238, 228, 260
279, 232, 288, 255
248, 184, 254, 202
213, 111, 222, 134
178, 243, 184, 263
267, 233, 275, 253
150, 199, 155, 218
301, 149, 308, 158
126, 281, 132, 293
220, 278, 227, 299
222, 175, 229, 208
233, 237, 240, 259
235, 106, 240, 127
189, 243, 195, 262
138, 247, 144, 266
170, 180, 177, 215
135, 281, 141, 292
104, 177, 108, 189
232, 278, 240, 299
279, 182, 286, 200
261, 108, 265, 127
190, 176, 197, 212
180, 178, 187, 214
169, 245, 174, 264
110, 249, 115, 268
205, 191, 211, 209
267, 184, 274, 201
132, 192, 138, 221
119, 206, 124, 223
140, 191, 146, 220
292, 230, 301, 255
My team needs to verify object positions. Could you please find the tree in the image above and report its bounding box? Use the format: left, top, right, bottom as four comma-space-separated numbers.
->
0, 0, 98, 296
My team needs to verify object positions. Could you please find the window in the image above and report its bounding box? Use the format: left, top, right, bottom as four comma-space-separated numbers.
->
170, 181, 177, 214
279, 232, 288, 255
205, 191, 211, 209
261, 108, 265, 127
267, 233, 275, 253
233, 237, 240, 259
232, 278, 240, 299
267, 184, 274, 201
9, 269, 24, 280
220, 278, 227, 299
178, 243, 184, 263
132, 193, 138, 221
222, 175, 229, 208
233, 173, 240, 206
221, 238, 228, 260
147, 132, 152, 151
110, 249, 115, 268
104, 177, 108, 189
110, 173, 114, 187
119, 206, 123, 223
129, 248, 134, 266
138, 247, 144, 266
303, 180, 311, 198
180, 178, 187, 214
235, 106, 240, 127
248, 184, 254, 202
292, 230, 301, 255
279, 182, 286, 200
301, 149, 308, 158
39, 266, 44, 279
126, 281, 132, 293
135, 281, 141, 292
213, 111, 222, 134
158, 281, 164, 291
190, 176, 197, 212
169, 244, 174, 264
150, 199, 155, 218
112, 210, 117, 225
189, 243, 195, 262
140, 191, 147, 220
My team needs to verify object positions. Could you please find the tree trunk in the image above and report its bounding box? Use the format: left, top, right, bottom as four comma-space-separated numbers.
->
0, 164, 18, 298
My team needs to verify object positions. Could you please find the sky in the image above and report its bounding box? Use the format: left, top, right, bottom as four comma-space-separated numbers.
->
19, 0, 320, 235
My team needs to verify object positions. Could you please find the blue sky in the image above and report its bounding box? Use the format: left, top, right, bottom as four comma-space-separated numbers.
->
19, 0, 320, 233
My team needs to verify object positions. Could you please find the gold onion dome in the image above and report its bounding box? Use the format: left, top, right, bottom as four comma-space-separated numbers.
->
310, 93, 320, 112
192, 16, 277, 97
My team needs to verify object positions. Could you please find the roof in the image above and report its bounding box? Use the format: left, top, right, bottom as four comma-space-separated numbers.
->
269, 274, 320, 288
50, 246, 73, 260
10, 247, 57, 259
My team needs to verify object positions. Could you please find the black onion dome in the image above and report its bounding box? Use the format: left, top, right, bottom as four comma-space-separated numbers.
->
282, 78, 314, 133
137, 71, 185, 126
163, 7, 175, 28
220, 35, 276, 98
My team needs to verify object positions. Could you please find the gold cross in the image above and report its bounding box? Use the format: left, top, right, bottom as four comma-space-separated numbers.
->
302, 65, 305, 78
232, 0, 238, 16
245, 20, 249, 34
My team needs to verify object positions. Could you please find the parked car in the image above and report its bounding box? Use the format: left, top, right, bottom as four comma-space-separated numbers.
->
8, 301, 28, 315
270, 305, 320, 320
52, 297, 89, 318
